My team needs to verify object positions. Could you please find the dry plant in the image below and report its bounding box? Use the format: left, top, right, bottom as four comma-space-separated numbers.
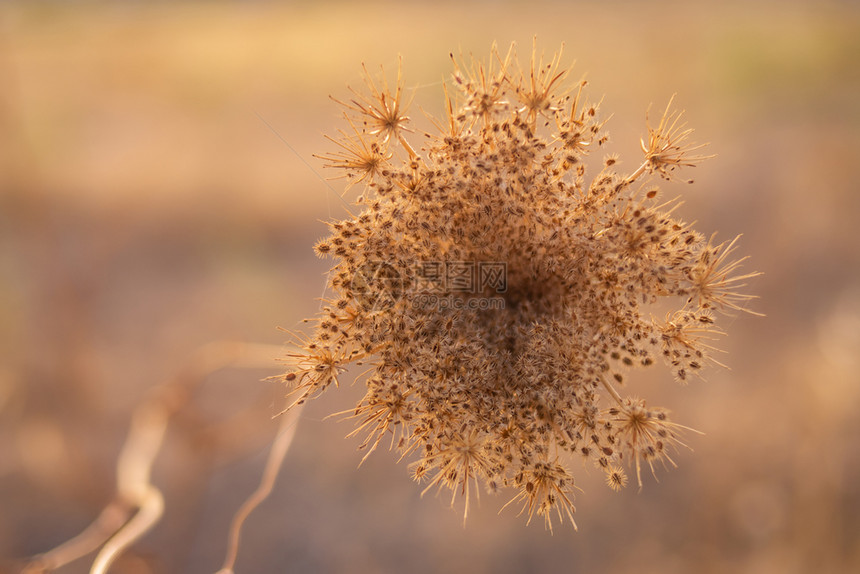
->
19, 39, 761, 574
284, 40, 760, 532
20, 342, 299, 574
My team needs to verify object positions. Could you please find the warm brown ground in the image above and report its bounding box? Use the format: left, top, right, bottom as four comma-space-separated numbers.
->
1, 1, 859, 573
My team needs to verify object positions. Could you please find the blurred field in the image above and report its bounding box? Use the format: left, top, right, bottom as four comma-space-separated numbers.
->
1, 1, 859, 573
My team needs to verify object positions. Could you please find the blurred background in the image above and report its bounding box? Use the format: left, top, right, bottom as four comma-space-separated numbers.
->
1, 1, 859, 573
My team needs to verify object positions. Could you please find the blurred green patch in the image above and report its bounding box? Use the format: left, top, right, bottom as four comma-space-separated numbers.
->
712, 15, 860, 118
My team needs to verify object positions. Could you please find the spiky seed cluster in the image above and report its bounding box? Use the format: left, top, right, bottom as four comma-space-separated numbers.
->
285, 42, 759, 531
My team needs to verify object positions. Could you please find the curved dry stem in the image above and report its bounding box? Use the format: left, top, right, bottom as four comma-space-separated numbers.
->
24, 341, 285, 573
217, 403, 304, 574
85, 398, 171, 574
22, 502, 131, 573
90, 486, 164, 574
116, 399, 170, 502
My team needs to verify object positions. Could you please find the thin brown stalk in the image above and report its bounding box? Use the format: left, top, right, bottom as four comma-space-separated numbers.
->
24, 341, 284, 573
217, 403, 304, 574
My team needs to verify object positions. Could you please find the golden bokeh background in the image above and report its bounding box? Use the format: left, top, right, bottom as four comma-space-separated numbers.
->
1, 1, 859, 573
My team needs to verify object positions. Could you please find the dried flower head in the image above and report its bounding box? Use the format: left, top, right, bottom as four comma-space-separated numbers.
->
283, 42, 759, 531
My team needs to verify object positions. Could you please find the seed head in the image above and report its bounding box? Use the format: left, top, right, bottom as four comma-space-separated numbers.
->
640, 94, 713, 181
283, 42, 759, 531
